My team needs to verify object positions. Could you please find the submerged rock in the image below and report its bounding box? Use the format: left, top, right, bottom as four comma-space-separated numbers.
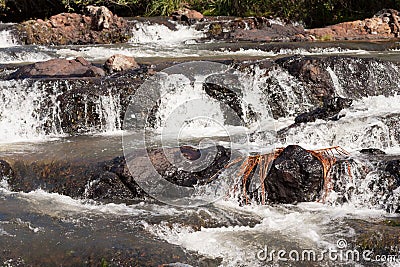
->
264, 145, 324, 204
17, 7, 131, 45
5, 156, 145, 203
351, 218, 400, 255
10, 57, 105, 78
2, 145, 230, 202
295, 97, 353, 123
0, 160, 13, 179
360, 148, 386, 155
104, 54, 140, 73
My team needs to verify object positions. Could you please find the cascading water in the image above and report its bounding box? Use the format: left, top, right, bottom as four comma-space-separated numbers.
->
0, 80, 63, 142
0, 28, 18, 48
130, 20, 205, 45
0, 79, 124, 143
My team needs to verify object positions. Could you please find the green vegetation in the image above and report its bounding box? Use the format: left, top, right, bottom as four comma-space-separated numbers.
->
100, 258, 109, 267
2, 0, 400, 27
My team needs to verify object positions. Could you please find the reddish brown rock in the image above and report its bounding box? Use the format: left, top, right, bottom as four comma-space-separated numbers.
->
308, 9, 399, 40
18, 6, 131, 45
10, 57, 105, 78
104, 54, 140, 73
200, 17, 307, 42
171, 8, 204, 23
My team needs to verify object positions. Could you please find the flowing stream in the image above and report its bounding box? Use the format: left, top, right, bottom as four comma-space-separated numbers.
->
0, 19, 399, 266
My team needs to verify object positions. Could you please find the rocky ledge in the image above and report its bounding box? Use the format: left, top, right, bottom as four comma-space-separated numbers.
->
309, 9, 400, 41
1, 143, 399, 212
10, 7, 400, 45
17, 5, 131, 45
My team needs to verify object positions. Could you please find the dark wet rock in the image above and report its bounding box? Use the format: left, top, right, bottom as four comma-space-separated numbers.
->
82, 171, 139, 202
264, 145, 324, 204
0, 160, 13, 179
147, 145, 231, 187
180, 146, 201, 161
17, 8, 131, 45
276, 56, 335, 101
171, 8, 204, 24
295, 97, 353, 123
277, 55, 400, 102
203, 82, 244, 121
385, 160, 400, 181
6, 156, 145, 203
104, 54, 140, 73
2, 144, 230, 202
103, 156, 145, 199
198, 17, 308, 42
132, 16, 179, 31
330, 155, 400, 213
360, 148, 386, 155
9, 57, 105, 78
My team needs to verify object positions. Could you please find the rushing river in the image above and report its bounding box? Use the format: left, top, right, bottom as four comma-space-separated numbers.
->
0, 19, 399, 266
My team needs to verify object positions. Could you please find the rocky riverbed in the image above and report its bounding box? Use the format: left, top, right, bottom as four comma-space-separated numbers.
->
1, 6, 400, 266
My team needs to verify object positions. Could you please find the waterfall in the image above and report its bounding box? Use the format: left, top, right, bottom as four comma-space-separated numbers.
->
0, 79, 124, 143
129, 20, 205, 46
0, 29, 18, 48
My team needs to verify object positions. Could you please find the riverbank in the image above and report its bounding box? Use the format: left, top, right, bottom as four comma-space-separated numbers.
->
3, 7, 400, 47
2, 0, 400, 30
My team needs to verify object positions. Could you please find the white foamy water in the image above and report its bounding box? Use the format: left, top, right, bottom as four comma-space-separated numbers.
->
0, 80, 64, 143
0, 187, 186, 218
0, 50, 52, 64
219, 47, 371, 57
282, 95, 400, 151
0, 29, 18, 48
142, 199, 387, 266
130, 21, 205, 45
0, 79, 124, 143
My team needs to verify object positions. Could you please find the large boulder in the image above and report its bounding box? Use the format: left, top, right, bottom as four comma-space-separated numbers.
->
9, 57, 105, 78
265, 145, 324, 203
17, 6, 131, 45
